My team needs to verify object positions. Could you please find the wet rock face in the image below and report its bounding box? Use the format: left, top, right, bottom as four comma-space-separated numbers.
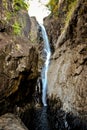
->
47, 0, 87, 118
0, 113, 28, 130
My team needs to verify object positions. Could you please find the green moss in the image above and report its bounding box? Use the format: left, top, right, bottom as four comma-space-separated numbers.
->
13, 21, 21, 35
46, 0, 59, 16
3, 0, 7, 9
65, 0, 77, 25
2, 0, 29, 12
13, 0, 28, 11
6, 12, 12, 21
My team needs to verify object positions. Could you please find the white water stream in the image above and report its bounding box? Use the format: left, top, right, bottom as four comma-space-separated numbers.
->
40, 24, 51, 106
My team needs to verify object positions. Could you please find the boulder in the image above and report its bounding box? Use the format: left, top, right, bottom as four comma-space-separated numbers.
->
0, 113, 28, 130
0, 34, 39, 115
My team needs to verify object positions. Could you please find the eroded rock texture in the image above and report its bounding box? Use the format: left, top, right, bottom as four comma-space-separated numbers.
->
0, 36, 39, 114
0, 113, 28, 130
47, 0, 87, 118
0, 1, 40, 116
44, 0, 74, 53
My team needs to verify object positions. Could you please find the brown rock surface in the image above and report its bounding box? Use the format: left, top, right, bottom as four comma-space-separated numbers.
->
44, 0, 73, 52
0, 113, 28, 130
47, 0, 87, 118
0, 34, 39, 115
0, 1, 41, 115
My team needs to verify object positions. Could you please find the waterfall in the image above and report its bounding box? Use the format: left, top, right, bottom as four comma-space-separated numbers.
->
40, 24, 51, 106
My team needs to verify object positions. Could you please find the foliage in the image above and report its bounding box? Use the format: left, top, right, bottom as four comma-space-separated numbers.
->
65, 0, 77, 25
46, 0, 59, 15
3, 0, 7, 9
12, 21, 21, 35
2, 0, 29, 11
6, 12, 13, 21
13, 0, 29, 11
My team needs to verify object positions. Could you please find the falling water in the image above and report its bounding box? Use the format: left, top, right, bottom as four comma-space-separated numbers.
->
40, 24, 51, 106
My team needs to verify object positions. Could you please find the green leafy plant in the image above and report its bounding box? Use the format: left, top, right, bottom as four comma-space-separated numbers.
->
6, 12, 12, 20
65, 0, 77, 25
3, 0, 7, 9
13, 21, 21, 35
46, 0, 59, 15
13, 0, 29, 11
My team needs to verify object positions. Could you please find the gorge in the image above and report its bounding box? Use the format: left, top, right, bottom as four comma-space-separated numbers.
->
0, 0, 87, 130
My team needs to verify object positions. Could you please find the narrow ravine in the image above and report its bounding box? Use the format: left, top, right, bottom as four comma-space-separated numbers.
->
29, 107, 51, 130
40, 24, 51, 106
26, 24, 52, 130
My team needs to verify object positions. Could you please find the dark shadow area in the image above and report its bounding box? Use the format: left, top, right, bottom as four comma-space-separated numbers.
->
20, 97, 87, 130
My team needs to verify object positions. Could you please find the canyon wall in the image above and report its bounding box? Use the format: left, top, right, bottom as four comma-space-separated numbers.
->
0, 1, 41, 116
0, 0, 87, 129
45, 0, 87, 118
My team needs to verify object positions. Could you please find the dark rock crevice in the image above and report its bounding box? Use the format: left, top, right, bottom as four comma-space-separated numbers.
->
17, 96, 87, 130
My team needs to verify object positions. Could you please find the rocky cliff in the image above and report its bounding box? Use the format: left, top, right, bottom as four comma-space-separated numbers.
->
45, 0, 87, 118
0, 0, 41, 116
0, 0, 87, 129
